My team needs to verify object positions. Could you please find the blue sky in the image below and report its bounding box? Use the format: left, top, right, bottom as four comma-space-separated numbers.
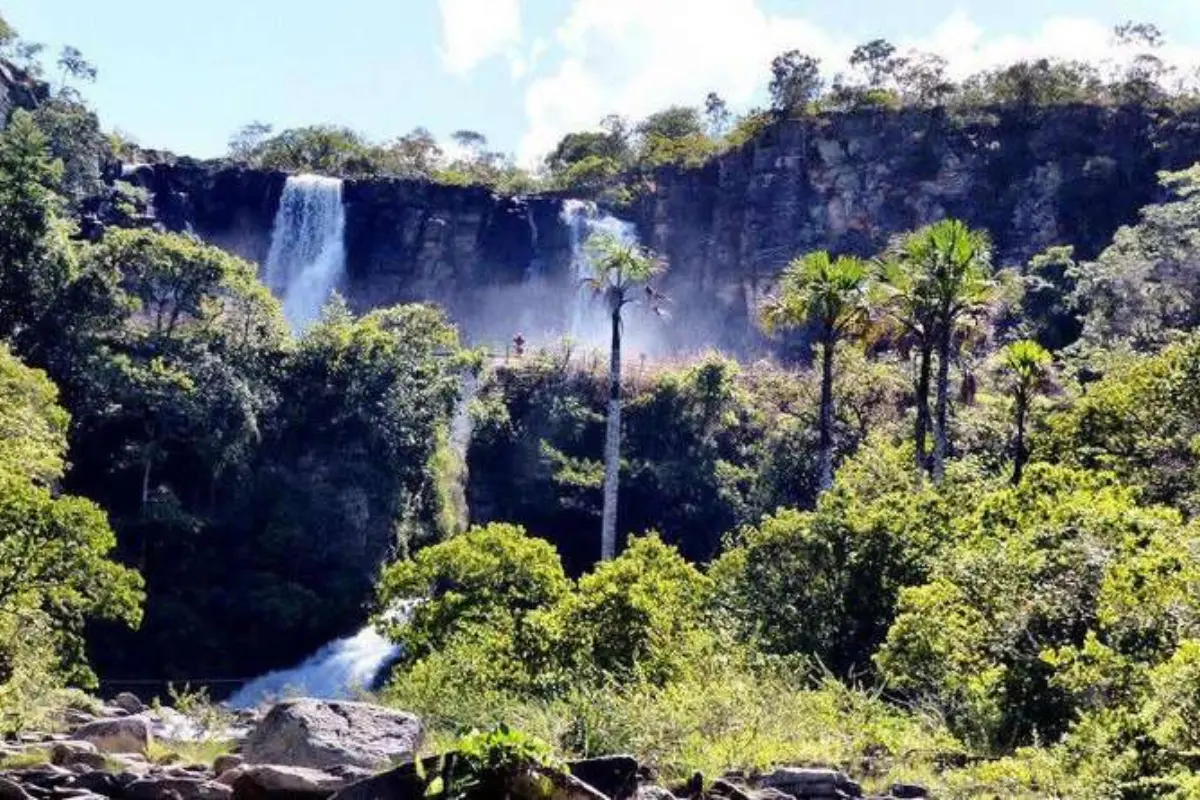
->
9, 1, 1200, 165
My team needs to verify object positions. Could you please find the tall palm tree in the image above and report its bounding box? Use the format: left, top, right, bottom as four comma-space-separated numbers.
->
584, 231, 665, 561
876, 257, 939, 475
893, 220, 996, 483
763, 251, 873, 492
1000, 339, 1053, 485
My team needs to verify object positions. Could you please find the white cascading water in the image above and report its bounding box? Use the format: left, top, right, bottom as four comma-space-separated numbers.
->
559, 200, 652, 353
227, 602, 416, 709
264, 175, 347, 330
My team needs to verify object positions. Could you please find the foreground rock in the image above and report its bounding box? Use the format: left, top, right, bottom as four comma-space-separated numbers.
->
224, 764, 372, 799
243, 699, 423, 770
72, 716, 152, 754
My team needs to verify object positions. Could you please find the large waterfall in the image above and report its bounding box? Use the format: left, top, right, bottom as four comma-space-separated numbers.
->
264, 175, 347, 330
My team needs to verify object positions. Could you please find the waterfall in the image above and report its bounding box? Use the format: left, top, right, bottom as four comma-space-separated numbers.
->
264, 175, 347, 330
559, 200, 645, 351
227, 602, 416, 708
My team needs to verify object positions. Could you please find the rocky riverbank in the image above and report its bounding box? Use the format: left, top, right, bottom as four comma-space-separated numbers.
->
0, 696, 929, 800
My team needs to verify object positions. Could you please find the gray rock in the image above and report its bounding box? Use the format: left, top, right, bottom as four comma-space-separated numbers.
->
327, 755, 447, 800
49, 742, 105, 771
0, 777, 31, 800
243, 699, 422, 770
228, 764, 363, 798
112, 693, 148, 715
71, 717, 151, 754
212, 755, 244, 777
636, 787, 678, 800
569, 754, 639, 800
889, 784, 927, 799
125, 776, 233, 800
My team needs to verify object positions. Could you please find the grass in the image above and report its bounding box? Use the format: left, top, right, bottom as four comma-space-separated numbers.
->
145, 738, 236, 768
0, 747, 51, 770
381, 653, 961, 794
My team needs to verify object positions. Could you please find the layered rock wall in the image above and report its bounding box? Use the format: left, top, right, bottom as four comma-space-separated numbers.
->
124, 106, 1200, 352
634, 105, 1200, 350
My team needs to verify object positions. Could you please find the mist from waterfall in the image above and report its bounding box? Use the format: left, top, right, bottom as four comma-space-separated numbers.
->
560, 200, 664, 358
264, 175, 347, 330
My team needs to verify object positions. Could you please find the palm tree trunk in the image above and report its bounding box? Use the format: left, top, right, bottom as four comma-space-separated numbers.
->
932, 322, 952, 484
914, 341, 933, 475
817, 334, 835, 493
1012, 393, 1028, 486
600, 304, 622, 561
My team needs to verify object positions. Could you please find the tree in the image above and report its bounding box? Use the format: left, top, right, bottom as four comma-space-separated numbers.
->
384, 127, 444, 178
877, 255, 938, 476
703, 92, 731, 137
0, 111, 70, 346
762, 252, 872, 492
451, 129, 488, 154
893, 220, 996, 483
56, 45, 96, 88
228, 121, 273, 162
769, 51, 824, 113
894, 51, 956, 107
999, 340, 1052, 485
583, 232, 666, 561
0, 344, 143, 691
849, 39, 899, 89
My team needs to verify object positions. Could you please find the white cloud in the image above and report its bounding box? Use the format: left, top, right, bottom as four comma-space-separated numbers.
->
514, 2, 1200, 167
517, 0, 848, 165
438, 0, 523, 76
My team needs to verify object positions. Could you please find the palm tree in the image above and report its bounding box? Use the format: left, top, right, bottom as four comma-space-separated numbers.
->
893, 220, 996, 483
876, 257, 939, 475
583, 231, 665, 561
1000, 339, 1053, 485
763, 251, 873, 492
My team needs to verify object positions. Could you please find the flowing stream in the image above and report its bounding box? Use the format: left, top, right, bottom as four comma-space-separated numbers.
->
264, 174, 347, 330
228, 602, 416, 708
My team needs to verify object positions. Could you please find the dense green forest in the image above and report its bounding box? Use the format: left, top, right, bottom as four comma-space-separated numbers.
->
9, 10, 1200, 798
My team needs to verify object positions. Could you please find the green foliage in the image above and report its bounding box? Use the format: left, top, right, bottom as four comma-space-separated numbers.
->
1043, 334, 1200, 511
547, 535, 714, 685
876, 465, 1194, 750
1074, 165, 1200, 351
376, 522, 571, 663
770, 51, 824, 113
713, 437, 957, 671
451, 725, 561, 798
0, 344, 142, 718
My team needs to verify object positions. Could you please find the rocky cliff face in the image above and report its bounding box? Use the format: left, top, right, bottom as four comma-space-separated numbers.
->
634, 104, 1200, 351
124, 161, 574, 343
124, 105, 1200, 353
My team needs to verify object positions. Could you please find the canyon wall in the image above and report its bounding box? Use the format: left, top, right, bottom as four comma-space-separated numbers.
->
125, 104, 1200, 353
634, 104, 1200, 351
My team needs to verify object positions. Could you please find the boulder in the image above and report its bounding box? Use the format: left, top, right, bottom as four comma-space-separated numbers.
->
569, 755, 639, 800
636, 787, 678, 800
49, 742, 105, 770
71, 717, 151, 754
125, 776, 233, 800
889, 785, 927, 799
213, 755, 245, 777
759, 767, 861, 798
327, 755, 448, 800
112, 693, 148, 715
228, 764, 368, 799
0, 777, 31, 800
63, 770, 127, 797
243, 699, 422, 770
